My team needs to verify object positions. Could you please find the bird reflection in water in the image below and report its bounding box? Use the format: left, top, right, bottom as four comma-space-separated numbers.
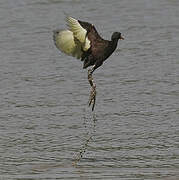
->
72, 108, 97, 166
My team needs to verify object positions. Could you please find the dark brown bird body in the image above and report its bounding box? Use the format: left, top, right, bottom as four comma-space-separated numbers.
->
53, 17, 124, 73
78, 20, 123, 72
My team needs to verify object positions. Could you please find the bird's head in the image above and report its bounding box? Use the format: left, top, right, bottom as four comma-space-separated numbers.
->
111, 32, 124, 41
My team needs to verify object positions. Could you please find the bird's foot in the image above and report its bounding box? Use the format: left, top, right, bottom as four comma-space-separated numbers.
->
88, 69, 96, 111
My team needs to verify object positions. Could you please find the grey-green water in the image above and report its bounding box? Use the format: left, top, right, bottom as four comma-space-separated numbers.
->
0, 0, 179, 179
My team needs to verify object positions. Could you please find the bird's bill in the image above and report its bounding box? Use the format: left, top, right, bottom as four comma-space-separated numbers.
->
120, 35, 124, 40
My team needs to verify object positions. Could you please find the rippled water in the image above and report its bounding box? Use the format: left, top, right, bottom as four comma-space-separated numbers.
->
0, 0, 179, 179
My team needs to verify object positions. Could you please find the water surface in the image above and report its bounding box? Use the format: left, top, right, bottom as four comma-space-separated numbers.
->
0, 0, 179, 179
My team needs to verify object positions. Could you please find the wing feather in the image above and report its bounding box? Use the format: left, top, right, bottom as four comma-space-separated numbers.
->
66, 16, 90, 51
66, 16, 86, 43
53, 30, 82, 59
53, 16, 92, 60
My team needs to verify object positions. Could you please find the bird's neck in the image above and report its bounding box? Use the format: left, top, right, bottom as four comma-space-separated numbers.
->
110, 39, 119, 51
103, 39, 118, 60
112, 38, 119, 45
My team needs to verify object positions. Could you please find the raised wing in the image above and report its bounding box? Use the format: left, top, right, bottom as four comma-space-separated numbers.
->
53, 30, 82, 59
66, 16, 90, 51
53, 17, 95, 59
78, 19, 104, 56
78, 20, 102, 42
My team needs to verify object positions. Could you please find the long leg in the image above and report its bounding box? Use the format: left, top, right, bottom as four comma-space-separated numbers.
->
88, 67, 96, 111
87, 60, 103, 111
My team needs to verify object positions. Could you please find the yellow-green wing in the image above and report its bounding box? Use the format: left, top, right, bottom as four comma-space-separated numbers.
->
66, 16, 90, 51
53, 30, 82, 59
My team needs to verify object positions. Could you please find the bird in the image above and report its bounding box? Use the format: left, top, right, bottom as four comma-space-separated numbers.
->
53, 16, 124, 111
53, 16, 124, 74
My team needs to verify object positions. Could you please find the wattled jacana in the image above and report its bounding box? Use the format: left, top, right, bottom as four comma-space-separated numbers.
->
53, 16, 124, 111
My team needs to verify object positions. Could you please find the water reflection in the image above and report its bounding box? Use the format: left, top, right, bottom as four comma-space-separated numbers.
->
0, 0, 179, 179
73, 108, 97, 165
